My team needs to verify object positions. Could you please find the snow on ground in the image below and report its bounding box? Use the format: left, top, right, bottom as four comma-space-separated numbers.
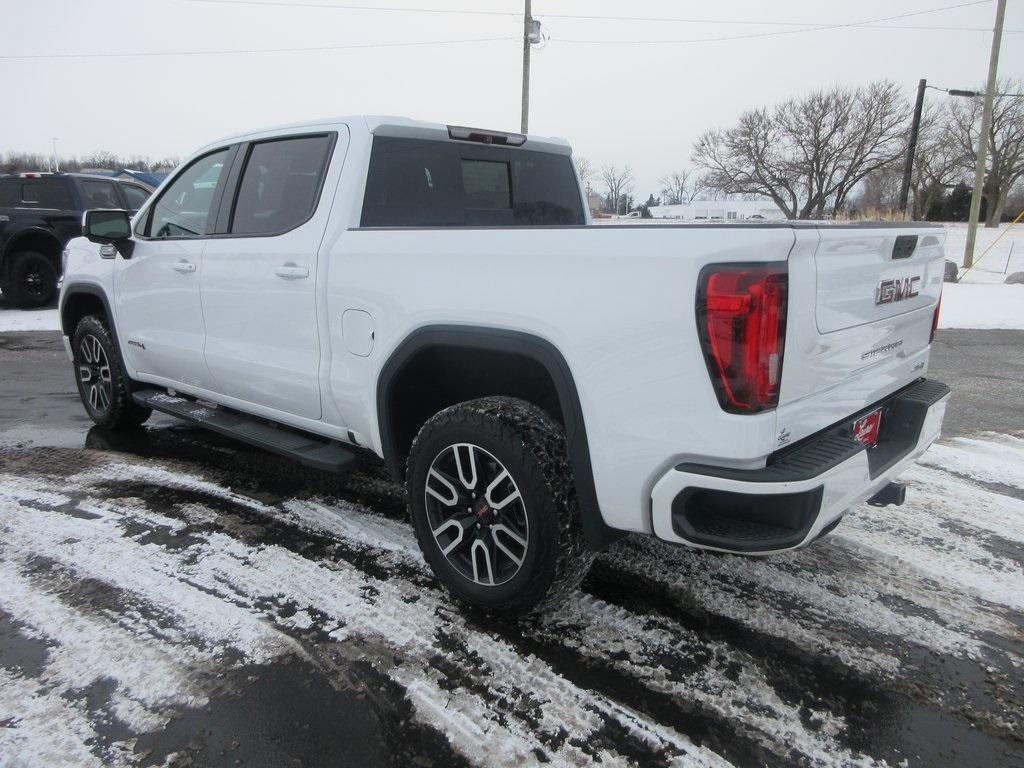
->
0, 306, 59, 332
939, 222, 1024, 329
942, 221, 1024, 281
938, 283, 1024, 330
1, 429, 1022, 766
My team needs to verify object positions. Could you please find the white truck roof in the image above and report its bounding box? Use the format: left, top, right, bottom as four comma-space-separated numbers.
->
201, 115, 573, 156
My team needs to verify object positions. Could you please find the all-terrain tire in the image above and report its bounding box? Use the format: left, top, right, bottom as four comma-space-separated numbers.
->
5, 250, 57, 308
407, 396, 595, 615
72, 315, 152, 430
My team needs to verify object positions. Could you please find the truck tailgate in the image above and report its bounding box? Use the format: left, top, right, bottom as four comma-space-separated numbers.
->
776, 225, 945, 448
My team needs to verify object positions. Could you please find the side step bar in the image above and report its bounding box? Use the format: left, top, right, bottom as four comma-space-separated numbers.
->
133, 389, 357, 473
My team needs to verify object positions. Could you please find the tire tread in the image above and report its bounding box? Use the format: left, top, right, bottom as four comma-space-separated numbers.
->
407, 396, 594, 614
72, 314, 151, 430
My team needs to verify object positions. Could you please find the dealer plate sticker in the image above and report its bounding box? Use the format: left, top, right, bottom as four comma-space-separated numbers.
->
852, 408, 883, 447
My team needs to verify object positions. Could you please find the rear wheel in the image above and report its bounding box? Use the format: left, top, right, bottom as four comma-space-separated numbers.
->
72, 315, 151, 430
407, 397, 594, 614
5, 250, 57, 308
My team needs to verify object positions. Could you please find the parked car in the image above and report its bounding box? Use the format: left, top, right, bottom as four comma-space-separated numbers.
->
58, 116, 949, 614
0, 172, 153, 307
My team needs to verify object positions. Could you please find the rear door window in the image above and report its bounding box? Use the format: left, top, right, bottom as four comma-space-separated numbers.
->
79, 179, 121, 209
360, 137, 584, 227
229, 134, 334, 236
143, 149, 230, 238
119, 183, 150, 212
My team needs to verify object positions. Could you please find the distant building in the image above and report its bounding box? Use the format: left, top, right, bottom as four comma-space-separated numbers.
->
650, 199, 786, 222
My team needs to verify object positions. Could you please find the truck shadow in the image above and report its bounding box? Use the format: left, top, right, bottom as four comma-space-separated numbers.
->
84, 421, 406, 517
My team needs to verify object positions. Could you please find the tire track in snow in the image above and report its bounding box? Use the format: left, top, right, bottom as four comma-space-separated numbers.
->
1, 430, 1023, 766
0, 470, 730, 767
60, 465, 907, 762
917, 433, 1024, 494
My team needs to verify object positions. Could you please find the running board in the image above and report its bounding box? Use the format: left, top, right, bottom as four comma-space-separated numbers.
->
133, 389, 357, 473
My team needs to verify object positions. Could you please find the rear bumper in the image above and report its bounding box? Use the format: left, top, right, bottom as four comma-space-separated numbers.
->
650, 379, 950, 554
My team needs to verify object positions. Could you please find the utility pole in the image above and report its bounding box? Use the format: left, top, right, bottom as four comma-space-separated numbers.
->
964, 0, 1007, 269
520, 0, 532, 135
898, 79, 926, 219
51, 138, 60, 173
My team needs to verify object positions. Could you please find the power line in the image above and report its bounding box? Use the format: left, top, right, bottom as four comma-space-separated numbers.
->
0, 35, 514, 60
188, 0, 1017, 33
554, 1, 1009, 45
541, 0, 1010, 32
4, 0, 1006, 61
189, 0, 519, 17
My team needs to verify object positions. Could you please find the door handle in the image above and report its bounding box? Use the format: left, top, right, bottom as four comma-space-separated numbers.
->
274, 263, 309, 280
172, 260, 196, 274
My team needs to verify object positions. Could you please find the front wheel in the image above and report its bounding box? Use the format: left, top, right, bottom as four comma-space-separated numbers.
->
72, 315, 151, 430
407, 397, 594, 614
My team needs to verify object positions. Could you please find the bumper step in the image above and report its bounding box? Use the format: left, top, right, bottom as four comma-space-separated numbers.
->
133, 389, 356, 473
674, 378, 951, 484
652, 378, 950, 554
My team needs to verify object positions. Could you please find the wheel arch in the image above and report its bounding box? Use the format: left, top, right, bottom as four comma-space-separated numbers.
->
376, 324, 621, 549
1, 228, 64, 276
61, 283, 120, 349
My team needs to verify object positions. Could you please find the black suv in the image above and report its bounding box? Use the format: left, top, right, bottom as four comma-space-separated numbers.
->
0, 173, 152, 307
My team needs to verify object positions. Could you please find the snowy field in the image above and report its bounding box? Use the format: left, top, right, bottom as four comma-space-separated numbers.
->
2, 221, 1020, 333
938, 222, 1024, 329
1, 424, 1023, 766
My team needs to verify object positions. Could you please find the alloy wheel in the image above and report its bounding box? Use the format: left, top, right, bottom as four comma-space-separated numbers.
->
424, 443, 530, 587
23, 267, 48, 301
78, 335, 112, 412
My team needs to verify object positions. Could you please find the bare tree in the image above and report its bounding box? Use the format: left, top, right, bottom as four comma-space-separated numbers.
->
908, 103, 969, 219
947, 79, 1024, 226
693, 107, 802, 217
658, 170, 691, 205
693, 81, 910, 219
854, 167, 903, 215
574, 156, 595, 197
80, 151, 122, 170
601, 164, 634, 215
1, 150, 179, 175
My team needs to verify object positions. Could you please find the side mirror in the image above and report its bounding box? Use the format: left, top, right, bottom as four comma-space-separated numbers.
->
82, 209, 134, 258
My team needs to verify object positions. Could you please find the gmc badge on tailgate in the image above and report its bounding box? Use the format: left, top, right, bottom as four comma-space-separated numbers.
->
876, 275, 921, 306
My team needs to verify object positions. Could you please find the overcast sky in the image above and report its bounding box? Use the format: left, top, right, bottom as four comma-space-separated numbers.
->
2, 0, 1022, 195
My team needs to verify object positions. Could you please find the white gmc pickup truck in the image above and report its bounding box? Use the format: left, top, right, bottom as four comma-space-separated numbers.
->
60, 116, 949, 613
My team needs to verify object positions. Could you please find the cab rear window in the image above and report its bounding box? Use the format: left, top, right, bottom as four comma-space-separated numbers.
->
360, 137, 584, 227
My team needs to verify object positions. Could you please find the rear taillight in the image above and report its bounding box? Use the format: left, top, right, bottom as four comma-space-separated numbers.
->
930, 293, 942, 343
698, 263, 788, 413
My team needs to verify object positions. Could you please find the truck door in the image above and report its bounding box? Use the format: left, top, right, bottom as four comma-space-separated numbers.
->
199, 130, 343, 421
115, 147, 233, 389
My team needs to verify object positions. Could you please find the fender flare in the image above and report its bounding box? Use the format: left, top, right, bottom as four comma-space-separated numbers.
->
2, 226, 63, 261
60, 282, 145, 396
377, 324, 622, 550
59, 282, 123, 352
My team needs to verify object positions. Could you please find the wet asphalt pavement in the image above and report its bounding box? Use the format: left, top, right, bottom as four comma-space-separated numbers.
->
1, 328, 1023, 767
